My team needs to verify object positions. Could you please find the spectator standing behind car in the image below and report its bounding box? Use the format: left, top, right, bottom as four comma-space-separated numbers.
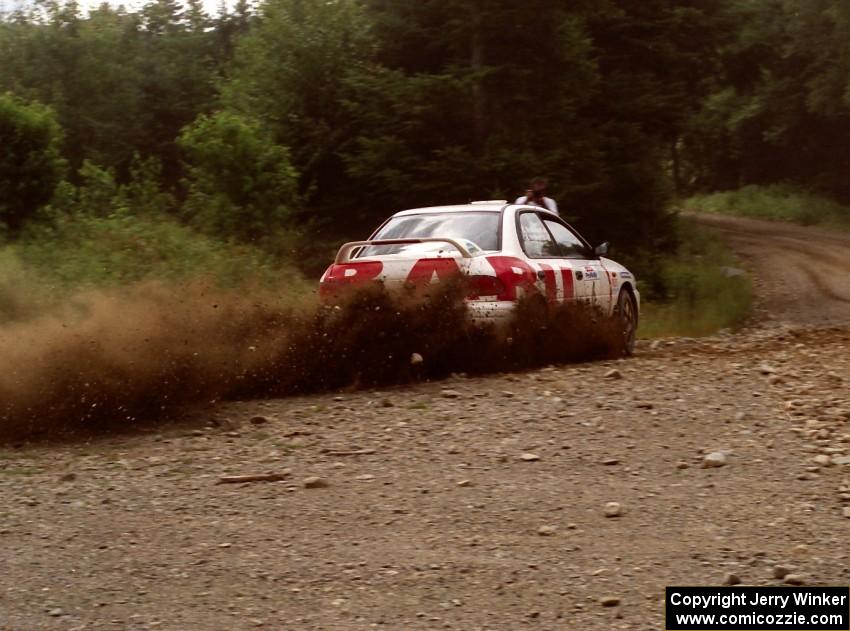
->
515, 177, 559, 215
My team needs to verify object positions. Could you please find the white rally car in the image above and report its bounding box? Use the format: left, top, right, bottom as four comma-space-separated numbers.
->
319, 201, 640, 353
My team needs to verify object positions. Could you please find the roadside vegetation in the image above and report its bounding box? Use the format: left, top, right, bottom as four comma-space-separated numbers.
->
636, 219, 753, 338
5, 0, 850, 435
685, 185, 850, 230
0, 218, 305, 324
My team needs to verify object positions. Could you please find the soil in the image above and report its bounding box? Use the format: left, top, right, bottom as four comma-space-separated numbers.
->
1, 214, 849, 631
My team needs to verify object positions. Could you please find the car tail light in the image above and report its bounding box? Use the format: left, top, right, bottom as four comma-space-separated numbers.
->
466, 274, 506, 299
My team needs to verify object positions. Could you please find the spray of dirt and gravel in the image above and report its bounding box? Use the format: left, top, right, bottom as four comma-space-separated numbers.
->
0, 281, 622, 441
1, 215, 849, 631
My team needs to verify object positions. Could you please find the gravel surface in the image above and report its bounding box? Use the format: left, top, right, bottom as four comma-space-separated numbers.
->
1, 216, 849, 631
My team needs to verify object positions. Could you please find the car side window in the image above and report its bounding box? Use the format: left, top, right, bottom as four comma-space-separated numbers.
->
519, 212, 558, 258
542, 219, 588, 258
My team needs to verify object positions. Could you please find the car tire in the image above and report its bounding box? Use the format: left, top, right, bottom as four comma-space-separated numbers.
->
615, 289, 637, 356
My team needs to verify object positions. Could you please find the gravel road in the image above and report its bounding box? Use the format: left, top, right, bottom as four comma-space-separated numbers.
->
691, 213, 850, 324
1, 215, 849, 631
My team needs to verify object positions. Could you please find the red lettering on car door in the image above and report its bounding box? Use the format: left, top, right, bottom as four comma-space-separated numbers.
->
485, 256, 538, 301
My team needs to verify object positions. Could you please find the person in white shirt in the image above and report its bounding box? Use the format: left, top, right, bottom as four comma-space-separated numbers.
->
515, 176, 559, 215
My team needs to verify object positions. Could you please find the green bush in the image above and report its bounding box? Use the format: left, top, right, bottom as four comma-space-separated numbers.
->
0, 150, 309, 323
638, 219, 752, 338
16, 210, 301, 290
46, 157, 176, 217
0, 93, 65, 232
685, 184, 850, 229
18, 154, 301, 284
178, 111, 300, 243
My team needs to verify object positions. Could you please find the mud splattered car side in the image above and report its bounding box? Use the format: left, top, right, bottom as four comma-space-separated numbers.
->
320, 202, 640, 353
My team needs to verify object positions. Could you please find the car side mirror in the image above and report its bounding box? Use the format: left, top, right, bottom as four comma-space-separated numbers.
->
594, 242, 609, 257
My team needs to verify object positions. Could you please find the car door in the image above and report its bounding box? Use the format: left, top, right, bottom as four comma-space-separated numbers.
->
538, 215, 613, 313
516, 210, 577, 305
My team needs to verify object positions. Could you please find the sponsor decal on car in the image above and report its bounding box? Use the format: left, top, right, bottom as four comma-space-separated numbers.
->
620, 271, 632, 279
583, 266, 599, 280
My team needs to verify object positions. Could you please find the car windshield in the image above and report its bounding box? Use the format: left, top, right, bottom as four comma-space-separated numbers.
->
357, 212, 500, 257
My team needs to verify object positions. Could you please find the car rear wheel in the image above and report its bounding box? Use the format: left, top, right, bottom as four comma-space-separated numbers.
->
616, 289, 637, 356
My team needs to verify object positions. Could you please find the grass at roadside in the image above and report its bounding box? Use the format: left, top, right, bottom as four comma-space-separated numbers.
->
685, 184, 850, 230
636, 218, 753, 338
0, 211, 310, 323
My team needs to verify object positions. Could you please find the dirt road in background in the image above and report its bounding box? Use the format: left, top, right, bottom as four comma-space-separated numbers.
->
690, 212, 850, 324
1, 216, 849, 631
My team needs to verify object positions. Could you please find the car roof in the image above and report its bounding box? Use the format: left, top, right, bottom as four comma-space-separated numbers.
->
392, 202, 509, 217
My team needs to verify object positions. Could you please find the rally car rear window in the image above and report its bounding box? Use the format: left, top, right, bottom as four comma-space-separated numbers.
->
358, 212, 500, 257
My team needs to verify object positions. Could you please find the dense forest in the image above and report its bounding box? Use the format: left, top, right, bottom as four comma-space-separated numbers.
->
2, 0, 850, 278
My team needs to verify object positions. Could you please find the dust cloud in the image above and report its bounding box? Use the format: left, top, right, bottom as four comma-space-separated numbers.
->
0, 282, 622, 441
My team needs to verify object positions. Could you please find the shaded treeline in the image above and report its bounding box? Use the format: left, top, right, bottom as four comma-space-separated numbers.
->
1, 0, 849, 280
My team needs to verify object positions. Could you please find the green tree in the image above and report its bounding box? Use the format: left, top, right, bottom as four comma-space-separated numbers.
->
0, 93, 65, 232
177, 111, 299, 242
137, 0, 220, 184
327, 1, 603, 230
222, 0, 373, 218
212, 0, 254, 67
0, 3, 146, 174
0, 0, 221, 182
350, 0, 722, 249
682, 0, 850, 201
